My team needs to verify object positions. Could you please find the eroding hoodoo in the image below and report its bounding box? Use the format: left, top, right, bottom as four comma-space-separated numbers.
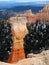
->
7, 16, 28, 63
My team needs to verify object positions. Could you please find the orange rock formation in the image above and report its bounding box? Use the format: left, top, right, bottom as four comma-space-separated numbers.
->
7, 4, 49, 63
7, 16, 28, 63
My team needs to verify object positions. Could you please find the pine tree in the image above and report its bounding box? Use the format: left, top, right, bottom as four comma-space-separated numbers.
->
24, 20, 49, 57
0, 20, 13, 62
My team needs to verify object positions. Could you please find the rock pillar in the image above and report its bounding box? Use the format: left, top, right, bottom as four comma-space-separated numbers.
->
7, 16, 28, 63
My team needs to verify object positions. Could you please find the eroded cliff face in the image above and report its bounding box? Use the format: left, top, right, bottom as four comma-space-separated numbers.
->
13, 9, 36, 24
36, 4, 49, 22
0, 4, 49, 65
11, 4, 49, 24
7, 4, 49, 63
26, 4, 49, 24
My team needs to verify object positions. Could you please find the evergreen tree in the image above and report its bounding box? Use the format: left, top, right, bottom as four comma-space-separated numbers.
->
24, 20, 49, 57
0, 20, 13, 62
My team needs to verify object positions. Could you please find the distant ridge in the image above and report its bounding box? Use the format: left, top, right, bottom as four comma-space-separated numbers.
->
0, 1, 48, 9
8, 5, 44, 13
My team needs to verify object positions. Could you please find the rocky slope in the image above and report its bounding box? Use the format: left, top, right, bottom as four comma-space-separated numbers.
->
16, 50, 49, 65
0, 50, 49, 65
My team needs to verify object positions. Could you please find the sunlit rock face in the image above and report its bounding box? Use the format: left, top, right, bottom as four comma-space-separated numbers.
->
24, 5, 49, 24
0, 4, 49, 63
7, 16, 28, 63
36, 4, 49, 22
8, 16, 28, 39
15, 10, 37, 24
8, 16, 28, 49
